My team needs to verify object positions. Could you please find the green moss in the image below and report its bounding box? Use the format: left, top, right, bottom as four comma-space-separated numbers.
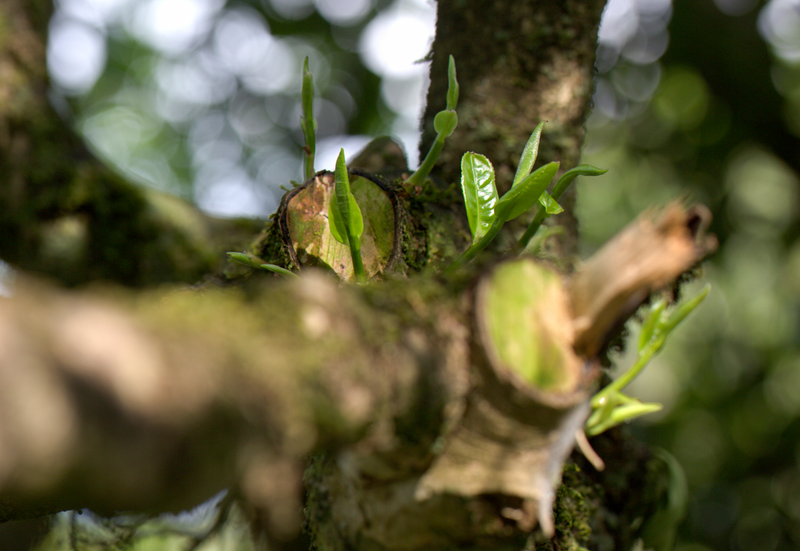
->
303, 453, 341, 551
534, 463, 598, 551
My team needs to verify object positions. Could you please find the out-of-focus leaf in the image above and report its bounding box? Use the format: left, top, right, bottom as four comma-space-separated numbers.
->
658, 284, 710, 336
260, 264, 298, 278
301, 57, 316, 180
638, 299, 667, 351
586, 400, 663, 436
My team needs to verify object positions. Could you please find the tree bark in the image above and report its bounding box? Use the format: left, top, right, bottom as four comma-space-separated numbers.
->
421, 0, 607, 257
0, 273, 467, 534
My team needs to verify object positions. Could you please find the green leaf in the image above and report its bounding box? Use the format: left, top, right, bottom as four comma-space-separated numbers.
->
518, 164, 607, 250
538, 191, 563, 215
512, 121, 545, 187
658, 284, 710, 336
460, 152, 498, 242
638, 299, 667, 351
301, 57, 317, 180
446, 55, 459, 111
586, 400, 663, 436
328, 149, 364, 245
227, 251, 258, 268
259, 264, 298, 278
551, 164, 608, 200
433, 110, 458, 137
328, 187, 363, 247
328, 192, 349, 246
496, 161, 560, 222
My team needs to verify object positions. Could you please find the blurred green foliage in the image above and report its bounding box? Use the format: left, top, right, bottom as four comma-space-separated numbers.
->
579, 2, 800, 550
32, 496, 256, 550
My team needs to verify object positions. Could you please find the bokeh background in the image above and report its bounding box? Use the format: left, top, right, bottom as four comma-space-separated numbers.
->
33, 0, 800, 549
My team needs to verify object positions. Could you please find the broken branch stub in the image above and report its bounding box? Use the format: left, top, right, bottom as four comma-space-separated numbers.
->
569, 203, 717, 358
416, 259, 595, 538
312, 205, 717, 549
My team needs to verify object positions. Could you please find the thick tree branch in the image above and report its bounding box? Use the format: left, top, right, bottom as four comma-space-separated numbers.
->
0, 272, 468, 532
0, 1, 719, 549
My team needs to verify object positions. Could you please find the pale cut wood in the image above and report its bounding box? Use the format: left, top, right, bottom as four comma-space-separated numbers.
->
569, 203, 718, 357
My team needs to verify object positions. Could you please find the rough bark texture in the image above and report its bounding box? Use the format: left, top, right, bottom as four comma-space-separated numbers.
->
421, 0, 607, 257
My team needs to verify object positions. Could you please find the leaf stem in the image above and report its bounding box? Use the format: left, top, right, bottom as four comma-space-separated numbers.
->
350, 240, 367, 284
442, 218, 503, 276
519, 165, 608, 250
406, 132, 446, 188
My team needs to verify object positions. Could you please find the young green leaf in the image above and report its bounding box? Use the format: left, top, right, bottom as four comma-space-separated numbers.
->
326, 149, 367, 284
638, 298, 667, 351
551, 164, 608, 201
328, 149, 364, 246
537, 191, 563, 215
586, 400, 663, 436
658, 284, 710, 337
496, 161, 560, 222
591, 285, 711, 411
512, 121, 546, 187
519, 164, 608, 250
328, 193, 348, 245
328, 192, 363, 245
460, 152, 498, 242
227, 251, 259, 268
260, 264, 299, 278
446, 55, 459, 111
301, 57, 317, 181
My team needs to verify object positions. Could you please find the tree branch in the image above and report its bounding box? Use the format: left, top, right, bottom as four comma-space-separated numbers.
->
0, 202, 715, 547
0, 0, 262, 287
0, 272, 467, 531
